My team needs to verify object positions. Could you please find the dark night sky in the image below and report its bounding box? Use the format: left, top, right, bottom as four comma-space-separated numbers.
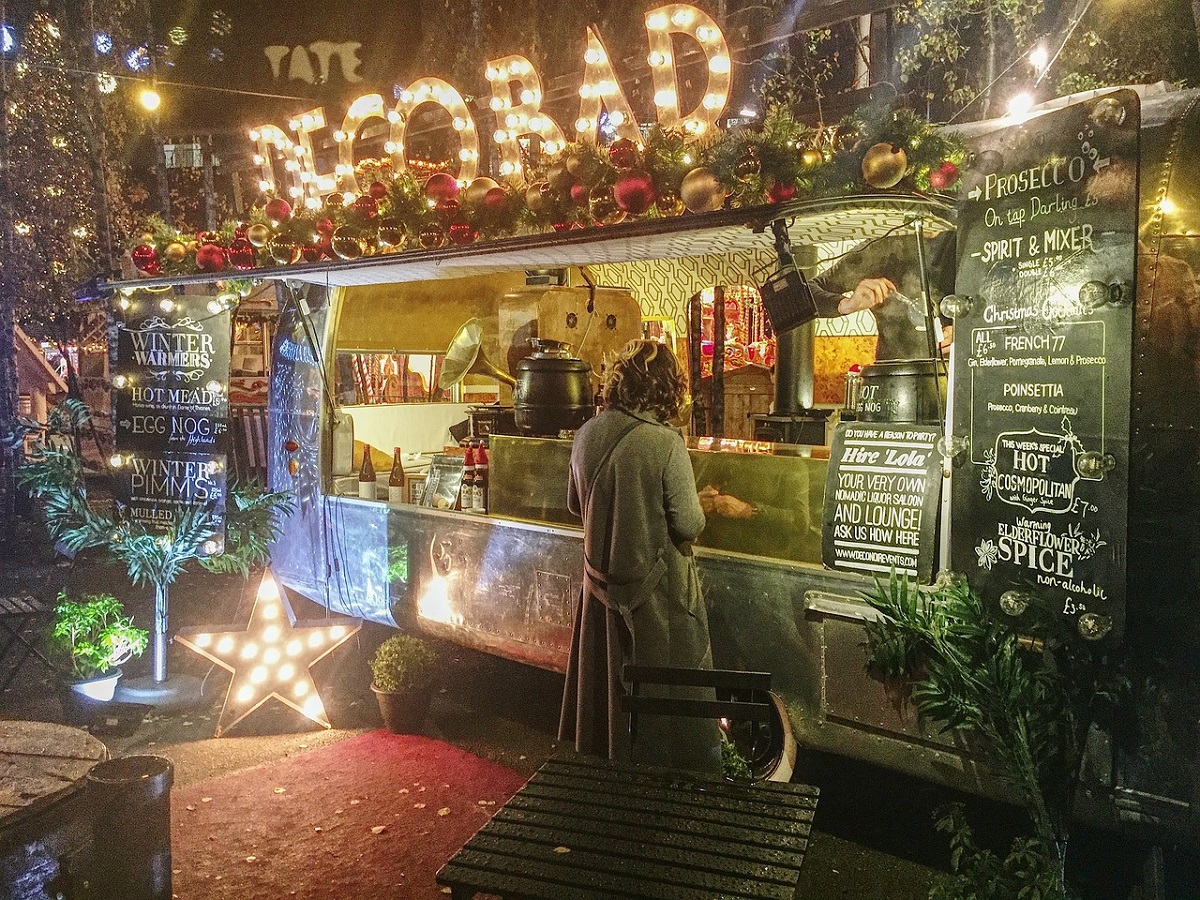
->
151, 0, 428, 132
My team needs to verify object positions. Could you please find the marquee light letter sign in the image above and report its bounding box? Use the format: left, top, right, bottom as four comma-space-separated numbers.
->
249, 3, 729, 194
176, 567, 362, 736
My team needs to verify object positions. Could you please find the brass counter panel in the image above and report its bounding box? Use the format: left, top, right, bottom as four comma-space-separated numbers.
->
490, 433, 828, 564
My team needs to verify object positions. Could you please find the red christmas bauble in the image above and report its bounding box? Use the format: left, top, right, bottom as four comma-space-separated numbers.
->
351, 195, 379, 220
612, 169, 655, 215
570, 181, 590, 206
424, 172, 460, 203
551, 220, 576, 232
316, 217, 335, 236
300, 243, 323, 263
196, 230, 222, 245
448, 218, 479, 245
368, 180, 388, 200
234, 223, 249, 239
766, 181, 797, 203
195, 243, 227, 271
608, 138, 638, 169
928, 168, 950, 190
131, 244, 160, 274
482, 187, 510, 217
264, 198, 292, 224
937, 160, 960, 186
227, 237, 256, 270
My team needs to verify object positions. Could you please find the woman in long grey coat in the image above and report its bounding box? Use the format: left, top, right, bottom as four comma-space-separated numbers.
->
558, 340, 721, 774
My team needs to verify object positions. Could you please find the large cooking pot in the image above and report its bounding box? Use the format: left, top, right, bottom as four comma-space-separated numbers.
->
513, 339, 594, 436
857, 359, 946, 425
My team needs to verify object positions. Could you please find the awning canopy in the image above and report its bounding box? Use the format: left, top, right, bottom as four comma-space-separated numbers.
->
106, 193, 955, 293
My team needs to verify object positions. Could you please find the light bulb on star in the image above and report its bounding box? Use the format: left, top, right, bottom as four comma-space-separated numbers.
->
175, 567, 362, 736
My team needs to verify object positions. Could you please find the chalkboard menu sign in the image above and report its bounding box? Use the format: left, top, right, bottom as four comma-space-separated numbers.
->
949, 90, 1139, 641
822, 422, 942, 581
112, 293, 232, 543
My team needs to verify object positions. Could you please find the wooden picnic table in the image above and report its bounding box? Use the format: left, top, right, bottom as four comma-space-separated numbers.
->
437, 754, 819, 899
0, 721, 107, 899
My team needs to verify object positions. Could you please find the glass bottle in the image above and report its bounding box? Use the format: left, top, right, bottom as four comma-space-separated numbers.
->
358, 444, 377, 499
458, 443, 476, 511
472, 442, 488, 513
388, 447, 406, 502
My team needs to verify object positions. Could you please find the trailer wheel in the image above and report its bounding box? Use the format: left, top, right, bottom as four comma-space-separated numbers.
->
719, 690, 797, 783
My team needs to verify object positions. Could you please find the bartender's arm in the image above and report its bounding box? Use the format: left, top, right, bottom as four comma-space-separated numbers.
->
810, 276, 897, 316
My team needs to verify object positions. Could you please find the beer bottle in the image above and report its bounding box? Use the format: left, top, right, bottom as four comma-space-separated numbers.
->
358, 444, 377, 499
388, 447, 406, 502
472, 442, 488, 513
459, 443, 476, 511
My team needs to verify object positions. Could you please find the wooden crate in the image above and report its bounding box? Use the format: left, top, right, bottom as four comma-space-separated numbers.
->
699, 363, 774, 439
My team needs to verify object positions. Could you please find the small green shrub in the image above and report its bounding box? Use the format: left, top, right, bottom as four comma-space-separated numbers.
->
370, 634, 437, 693
49, 592, 149, 681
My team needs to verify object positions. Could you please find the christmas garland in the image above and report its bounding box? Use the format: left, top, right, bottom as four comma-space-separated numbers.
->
128, 101, 967, 279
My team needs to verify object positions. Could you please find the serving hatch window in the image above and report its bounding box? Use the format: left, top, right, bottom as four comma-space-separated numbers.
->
335, 351, 451, 405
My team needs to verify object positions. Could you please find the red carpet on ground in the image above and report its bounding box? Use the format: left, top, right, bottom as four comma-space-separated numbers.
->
170, 730, 528, 899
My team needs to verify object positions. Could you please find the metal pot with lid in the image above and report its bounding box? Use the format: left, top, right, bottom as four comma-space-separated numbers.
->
856, 358, 946, 425
513, 338, 594, 436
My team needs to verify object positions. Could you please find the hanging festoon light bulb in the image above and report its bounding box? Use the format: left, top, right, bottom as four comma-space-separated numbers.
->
336, 93, 387, 196
575, 26, 641, 145
1007, 91, 1035, 118
486, 54, 567, 186
138, 87, 162, 112
175, 567, 362, 736
645, 3, 731, 139
1029, 44, 1049, 73
389, 77, 480, 182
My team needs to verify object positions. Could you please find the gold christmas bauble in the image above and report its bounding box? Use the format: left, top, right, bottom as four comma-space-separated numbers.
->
331, 227, 366, 260
464, 176, 501, 206
163, 241, 188, 262
680, 167, 726, 213
861, 142, 908, 189
246, 223, 273, 248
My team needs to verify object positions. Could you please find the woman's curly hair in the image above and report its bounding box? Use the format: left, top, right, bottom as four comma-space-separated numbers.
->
604, 339, 685, 422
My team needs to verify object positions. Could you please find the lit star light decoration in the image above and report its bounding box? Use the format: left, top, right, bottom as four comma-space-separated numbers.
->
176, 567, 361, 736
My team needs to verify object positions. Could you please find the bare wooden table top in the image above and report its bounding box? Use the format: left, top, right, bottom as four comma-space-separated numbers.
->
0, 721, 107, 831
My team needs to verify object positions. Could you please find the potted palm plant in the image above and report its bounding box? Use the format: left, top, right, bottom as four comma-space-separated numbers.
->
49, 591, 149, 721
369, 633, 438, 733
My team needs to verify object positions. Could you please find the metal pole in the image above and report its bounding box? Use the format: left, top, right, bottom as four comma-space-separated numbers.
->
153, 581, 169, 682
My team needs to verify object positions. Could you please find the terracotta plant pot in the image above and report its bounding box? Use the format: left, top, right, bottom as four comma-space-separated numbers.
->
372, 683, 433, 734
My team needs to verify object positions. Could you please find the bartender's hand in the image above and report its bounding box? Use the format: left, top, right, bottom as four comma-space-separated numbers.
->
839, 277, 897, 314
698, 484, 720, 514
713, 494, 755, 519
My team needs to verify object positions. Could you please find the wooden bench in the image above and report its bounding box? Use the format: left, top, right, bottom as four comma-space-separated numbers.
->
436, 754, 819, 899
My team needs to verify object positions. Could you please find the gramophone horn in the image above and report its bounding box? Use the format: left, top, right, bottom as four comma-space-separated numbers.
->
438, 317, 517, 390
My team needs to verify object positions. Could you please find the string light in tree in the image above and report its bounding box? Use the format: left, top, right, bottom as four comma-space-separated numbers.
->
389, 77, 480, 183
175, 567, 362, 736
575, 26, 641, 145
645, 3, 731, 139
486, 54, 567, 184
